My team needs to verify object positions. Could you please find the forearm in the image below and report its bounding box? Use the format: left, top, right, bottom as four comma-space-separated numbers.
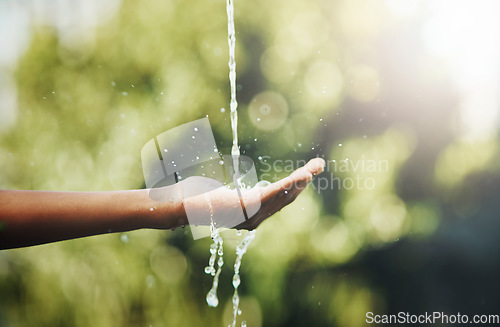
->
0, 189, 186, 249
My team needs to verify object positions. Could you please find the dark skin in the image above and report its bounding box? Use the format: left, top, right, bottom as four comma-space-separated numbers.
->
0, 158, 325, 250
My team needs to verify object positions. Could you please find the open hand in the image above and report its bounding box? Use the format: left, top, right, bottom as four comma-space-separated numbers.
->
169, 158, 325, 231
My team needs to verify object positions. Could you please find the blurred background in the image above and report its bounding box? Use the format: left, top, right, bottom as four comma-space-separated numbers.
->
1, 0, 500, 326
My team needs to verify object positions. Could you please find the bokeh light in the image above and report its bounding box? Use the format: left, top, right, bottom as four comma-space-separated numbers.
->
2, 0, 500, 326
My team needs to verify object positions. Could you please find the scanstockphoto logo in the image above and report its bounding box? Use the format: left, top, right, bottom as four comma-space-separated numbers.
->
259, 156, 389, 192
140, 117, 261, 240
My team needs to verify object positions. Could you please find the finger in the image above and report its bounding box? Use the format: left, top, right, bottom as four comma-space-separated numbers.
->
276, 158, 325, 189
304, 157, 326, 176
286, 157, 325, 189
262, 158, 325, 197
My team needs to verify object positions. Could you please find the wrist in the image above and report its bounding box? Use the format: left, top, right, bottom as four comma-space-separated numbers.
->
136, 189, 187, 230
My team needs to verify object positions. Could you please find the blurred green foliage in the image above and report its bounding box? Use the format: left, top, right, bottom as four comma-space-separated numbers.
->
2, 0, 500, 326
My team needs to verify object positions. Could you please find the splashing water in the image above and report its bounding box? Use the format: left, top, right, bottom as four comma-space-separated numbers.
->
225, 0, 259, 325
205, 190, 225, 307
205, 1, 259, 326
205, 225, 224, 307
230, 230, 256, 327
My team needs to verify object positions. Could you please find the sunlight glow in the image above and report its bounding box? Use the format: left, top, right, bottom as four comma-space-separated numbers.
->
422, 0, 500, 139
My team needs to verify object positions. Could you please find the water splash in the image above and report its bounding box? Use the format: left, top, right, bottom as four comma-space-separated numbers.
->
205, 225, 224, 307
225, 1, 258, 325
205, 2, 258, 326
229, 230, 257, 327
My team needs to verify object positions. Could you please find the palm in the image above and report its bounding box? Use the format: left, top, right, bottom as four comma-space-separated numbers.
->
176, 158, 325, 230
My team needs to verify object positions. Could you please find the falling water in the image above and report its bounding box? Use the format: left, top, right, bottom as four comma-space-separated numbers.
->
205, 1, 258, 326
226, 0, 258, 326
227, 0, 239, 160
205, 225, 224, 307
230, 230, 256, 327
205, 190, 225, 308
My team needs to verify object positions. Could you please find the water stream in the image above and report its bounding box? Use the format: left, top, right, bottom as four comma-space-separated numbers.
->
204, 1, 258, 326
230, 229, 256, 327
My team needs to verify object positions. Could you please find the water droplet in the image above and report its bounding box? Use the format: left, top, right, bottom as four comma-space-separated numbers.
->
150, 207, 154, 211
339, 143, 342, 147
258, 156, 262, 161
284, 191, 288, 195
205, 266, 212, 274
257, 180, 271, 188
256, 118, 261, 122
238, 309, 242, 315
214, 148, 218, 153
160, 92, 164, 95
111, 81, 116, 87
221, 108, 226, 113
194, 127, 198, 131
131, 84, 135, 88
241, 321, 246, 327
219, 160, 224, 165
206, 290, 219, 307
236, 230, 242, 236
254, 138, 257, 141
120, 234, 129, 243
232, 274, 241, 288
192, 135, 195, 139
233, 293, 240, 305
122, 92, 128, 96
